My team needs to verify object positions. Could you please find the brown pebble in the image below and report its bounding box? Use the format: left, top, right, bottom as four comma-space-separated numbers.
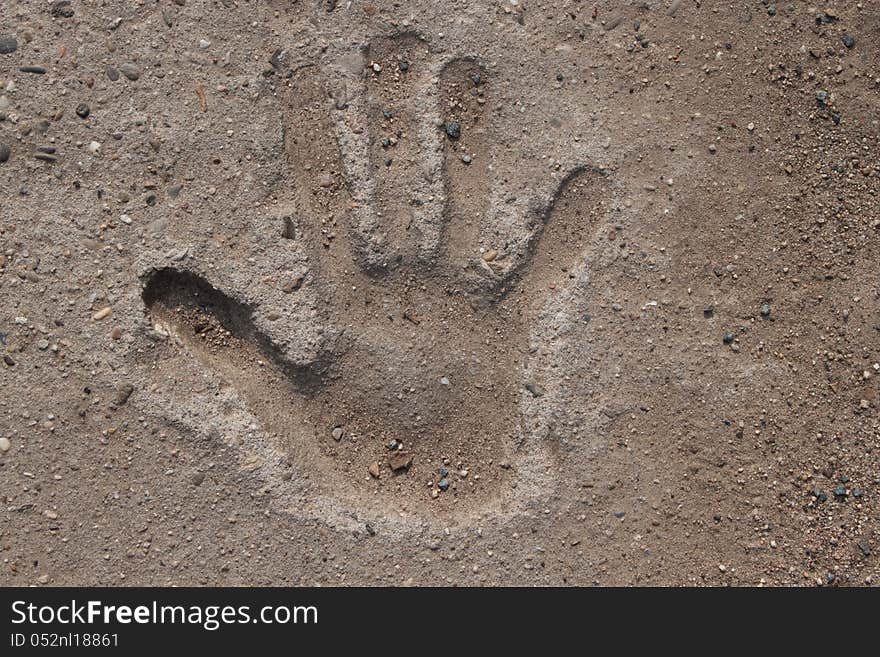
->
110, 326, 123, 340
368, 462, 380, 478
389, 451, 413, 471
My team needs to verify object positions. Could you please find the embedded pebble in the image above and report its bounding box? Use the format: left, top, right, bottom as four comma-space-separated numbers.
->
51, 1, 75, 18
524, 382, 544, 397
0, 437, 10, 452
114, 383, 135, 406
92, 306, 112, 321
331, 426, 343, 441
0, 35, 17, 54
119, 63, 141, 81
389, 451, 412, 471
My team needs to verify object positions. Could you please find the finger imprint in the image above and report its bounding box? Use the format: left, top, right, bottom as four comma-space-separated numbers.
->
516, 167, 610, 308
364, 33, 432, 266
439, 58, 491, 285
282, 66, 364, 301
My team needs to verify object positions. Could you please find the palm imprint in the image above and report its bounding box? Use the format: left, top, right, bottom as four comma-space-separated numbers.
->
142, 33, 610, 521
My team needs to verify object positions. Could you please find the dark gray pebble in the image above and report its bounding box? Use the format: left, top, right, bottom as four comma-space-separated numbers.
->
34, 152, 57, 163
0, 143, 9, 163
842, 35, 855, 49
0, 35, 18, 55
51, 1, 75, 18
723, 331, 735, 345
75, 103, 90, 118
438, 478, 450, 492
445, 121, 461, 139
106, 66, 120, 81
20, 65, 47, 74
525, 382, 544, 397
